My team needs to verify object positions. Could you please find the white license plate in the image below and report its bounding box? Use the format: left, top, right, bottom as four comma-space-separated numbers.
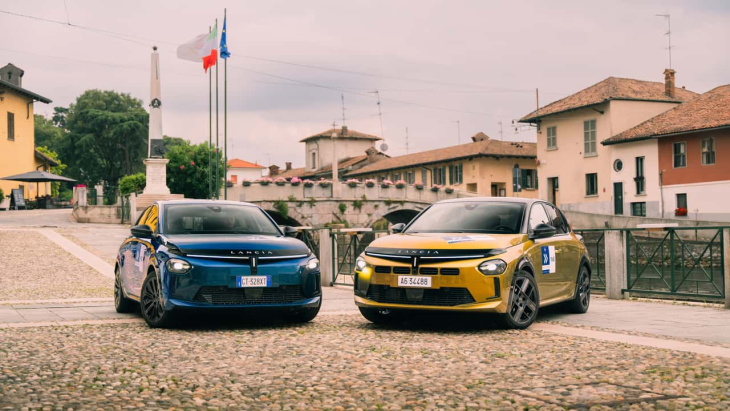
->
396, 275, 432, 288
236, 276, 271, 288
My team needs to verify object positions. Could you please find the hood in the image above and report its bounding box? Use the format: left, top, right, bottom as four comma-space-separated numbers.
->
162, 234, 311, 257
364, 232, 525, 262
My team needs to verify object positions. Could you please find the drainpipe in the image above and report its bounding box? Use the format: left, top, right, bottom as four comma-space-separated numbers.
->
659, 170, 664, 219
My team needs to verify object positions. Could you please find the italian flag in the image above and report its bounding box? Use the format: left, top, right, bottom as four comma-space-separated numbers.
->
177, 22, 218, 72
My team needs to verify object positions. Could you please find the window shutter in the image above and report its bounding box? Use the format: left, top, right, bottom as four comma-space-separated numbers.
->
448, 165, 454, 185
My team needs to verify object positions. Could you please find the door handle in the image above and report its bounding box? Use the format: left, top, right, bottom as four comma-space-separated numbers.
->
555, 248, 564, 254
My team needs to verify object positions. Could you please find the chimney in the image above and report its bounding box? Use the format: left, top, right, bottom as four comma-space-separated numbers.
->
365, 147, 378, 163
664, 68, 676, 98
268, 165, 280, 177
471, 132, 490, 142
341, 125, 348, 136
0, 64, 24, 87
285, 162, 292, 171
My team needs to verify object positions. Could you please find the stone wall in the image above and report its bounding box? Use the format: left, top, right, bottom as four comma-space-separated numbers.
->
72, 205, 123, 224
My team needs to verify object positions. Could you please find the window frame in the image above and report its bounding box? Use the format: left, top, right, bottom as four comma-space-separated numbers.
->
631, 202, 646, 217
676, 193, 687, 210
310, 151, 317, 170
701, 137, 715, 165
673, 141, 687, 168
583, 119, 597, 157
522, 169, 538, 190
635, 156, 645, 195
7, 112, 15, 141
585, 173, 598, 196
546, 126, 557, 150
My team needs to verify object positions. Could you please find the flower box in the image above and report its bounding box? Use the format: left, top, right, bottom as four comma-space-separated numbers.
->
364, 179, 376, 188
413, 183, 424, 190
431, 185, 441, 192
257, 177, 273, 186
226, 181, 234, 188
303, 179, 314, 187
318, 179, 331, 188
346, 178, 360, 188
675, 207, 687, 217
381, 179, 393, 189
242, 180, 251, 187
290, 177, 301, 186
444, 187, 454, 194
395, 180, 407, 189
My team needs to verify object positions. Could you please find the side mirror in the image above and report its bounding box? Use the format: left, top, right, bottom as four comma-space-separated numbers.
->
283, 226, 299, 237
391, 223, 406, 234
131, 224, 153, 238
530, 223, 556, 240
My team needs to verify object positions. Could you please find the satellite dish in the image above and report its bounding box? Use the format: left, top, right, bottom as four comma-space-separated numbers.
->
379, 143, 389, 152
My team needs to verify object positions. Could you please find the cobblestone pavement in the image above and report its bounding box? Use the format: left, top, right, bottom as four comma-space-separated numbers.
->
0, 230, 112, 301
1, 314, 729, 410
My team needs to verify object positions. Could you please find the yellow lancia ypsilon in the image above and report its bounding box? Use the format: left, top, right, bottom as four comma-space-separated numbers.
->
354, 198, 591, 329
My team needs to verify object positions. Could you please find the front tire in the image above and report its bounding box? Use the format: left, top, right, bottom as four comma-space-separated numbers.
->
358, 307, 401, 325
290, 298, 322, 323
501, 270, 539, 329
114, 266, 136, 314
565, 265, 591, 314
140, 270, 174, 328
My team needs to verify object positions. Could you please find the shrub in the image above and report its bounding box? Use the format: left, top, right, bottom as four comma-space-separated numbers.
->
273, 200, 289, 218
338, 203, 347, 214
119, 173, 146, 195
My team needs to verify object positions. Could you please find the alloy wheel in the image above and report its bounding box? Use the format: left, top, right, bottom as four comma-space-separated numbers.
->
141, 277, 164, 323
509, 276, 538, 325
577, 269, 591, 308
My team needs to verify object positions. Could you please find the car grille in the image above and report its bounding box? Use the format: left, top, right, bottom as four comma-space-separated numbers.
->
374, 266, 391, 273
194, 286, 306, 305
440, 268, 460, 275
366, 285, 475, 307
419, 267, 438, 275
392, 266, 411, 274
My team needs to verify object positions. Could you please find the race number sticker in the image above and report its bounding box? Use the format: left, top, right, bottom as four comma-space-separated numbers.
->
541, 246, 556, 274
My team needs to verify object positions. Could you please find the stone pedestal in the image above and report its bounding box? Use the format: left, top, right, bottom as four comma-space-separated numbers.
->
143, 158, 171, 195
605, 230, 628, 300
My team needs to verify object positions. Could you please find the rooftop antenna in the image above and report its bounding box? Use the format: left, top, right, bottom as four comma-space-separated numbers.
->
340, 93, 346, 126
405, 126, 410, 154
499, 121, 503, 141
453, 120, 461, 144
656, 13, 673, 69
368, 90, 388, 152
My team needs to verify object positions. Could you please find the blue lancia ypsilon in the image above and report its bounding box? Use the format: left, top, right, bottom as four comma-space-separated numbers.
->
115, 200, 321, 328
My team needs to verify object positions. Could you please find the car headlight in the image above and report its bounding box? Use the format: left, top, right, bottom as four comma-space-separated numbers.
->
166, 258, 192, 274
306, 258, 320, 271
355, 256, 368, 271
478, 259, 507, 275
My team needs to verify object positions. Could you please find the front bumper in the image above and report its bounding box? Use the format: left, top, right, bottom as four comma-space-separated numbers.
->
354, 257, 512, 314
161, 255, 321, 310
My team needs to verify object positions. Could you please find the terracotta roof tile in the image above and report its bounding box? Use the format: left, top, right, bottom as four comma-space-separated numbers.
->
348, 134, 536, 176
299, 127, 381, 143
603, 84, 730, 145
227, 158, 265, 169
276, 167, 306, 179
519, 77, 697, 122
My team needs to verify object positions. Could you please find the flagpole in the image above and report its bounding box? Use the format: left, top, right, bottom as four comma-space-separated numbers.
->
215, 18, 220, 200
224, 9, 228, 200
208, 26, 213, 200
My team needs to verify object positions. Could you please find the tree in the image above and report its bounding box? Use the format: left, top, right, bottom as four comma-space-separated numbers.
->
119, 173, 146, 195
35, 146, 67, 197
34, 114, 65, 150
163, 135, 187, 152
166, 140, 225, 199
60, 90, 148, 186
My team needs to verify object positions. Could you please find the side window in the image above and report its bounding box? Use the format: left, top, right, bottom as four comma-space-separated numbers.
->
145, 206, 159, 233
543, 203, 568, 234
528, 203, 550, 232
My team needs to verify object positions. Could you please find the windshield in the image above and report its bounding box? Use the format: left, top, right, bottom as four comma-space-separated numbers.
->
405, 202, 525, 234
163, 204, 281, 235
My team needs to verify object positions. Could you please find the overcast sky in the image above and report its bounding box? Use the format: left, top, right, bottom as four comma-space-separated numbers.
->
2, 0, 728, 168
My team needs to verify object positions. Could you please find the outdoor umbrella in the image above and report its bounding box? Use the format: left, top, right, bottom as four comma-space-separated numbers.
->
1, 170, 77, 203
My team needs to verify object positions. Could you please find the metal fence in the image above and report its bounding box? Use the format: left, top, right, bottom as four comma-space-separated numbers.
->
624, 227, 725, 300
575, 229, 606, 290
331, 230, 389, 286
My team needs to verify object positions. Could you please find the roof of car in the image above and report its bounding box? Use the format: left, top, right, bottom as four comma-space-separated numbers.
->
437, 197, 544, 205
156, 199, 258, 207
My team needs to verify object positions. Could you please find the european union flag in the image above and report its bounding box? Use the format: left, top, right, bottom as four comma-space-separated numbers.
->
220, 16, 230, 59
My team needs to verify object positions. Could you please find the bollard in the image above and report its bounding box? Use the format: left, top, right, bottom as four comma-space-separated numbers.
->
724, 228, 730, 309
605, 230, 628, 300
319, 228, 333, 286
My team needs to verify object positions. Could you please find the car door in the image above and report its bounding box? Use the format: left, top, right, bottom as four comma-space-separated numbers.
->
129, 206, 156, 297
543, 202, 580, 301
120, 206, 150, 298
525, 202, 562, 303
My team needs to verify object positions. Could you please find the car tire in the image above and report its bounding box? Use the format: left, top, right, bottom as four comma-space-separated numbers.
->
565, 265, 591, 314
501, 269, 539, 329
140, 270, 174, 328
114, 266, 136, 314
358, 307, 401, 324
291, 298, 322, 323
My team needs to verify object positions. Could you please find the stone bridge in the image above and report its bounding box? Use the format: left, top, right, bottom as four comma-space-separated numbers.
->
226, 182, 477, 228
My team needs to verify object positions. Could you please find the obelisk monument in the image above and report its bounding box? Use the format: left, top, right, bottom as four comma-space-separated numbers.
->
143, 46, 171, 195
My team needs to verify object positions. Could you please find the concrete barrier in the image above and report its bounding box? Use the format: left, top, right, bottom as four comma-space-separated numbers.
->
72, 205, 123, 224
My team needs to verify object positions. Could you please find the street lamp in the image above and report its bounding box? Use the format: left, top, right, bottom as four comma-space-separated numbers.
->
331, 130, 340, 197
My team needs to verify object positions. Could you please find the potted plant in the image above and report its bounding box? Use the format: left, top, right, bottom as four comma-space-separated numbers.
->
381, 179, 393, 188
395, 180, 407, 189
431, 184, 442, 192
413, 182, 424, 190
274, 177, 287, 186
675, 207, 687, 217
290, 177, 302, 186
258, 177, 273, 186
318, 179, 331, 187
364, 179, 376, 188
226, 181, 234, 188
444, 186, 454, 194
346, 178, 360, 188
303, 179, 314, 187
242, 179, 252, 187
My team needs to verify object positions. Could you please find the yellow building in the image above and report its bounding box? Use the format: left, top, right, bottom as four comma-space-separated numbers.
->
0, 63, 54, 202
348, 132, 538, 198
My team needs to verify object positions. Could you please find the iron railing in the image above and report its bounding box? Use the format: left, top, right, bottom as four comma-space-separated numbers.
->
331, 230, 389, 286
120, 194, 131, 224
575, 229, 606, 290
624, 227, 725, 300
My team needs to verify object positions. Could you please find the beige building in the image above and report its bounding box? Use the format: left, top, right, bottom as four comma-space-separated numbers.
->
0, 63, 54, 203
518, 71, 697, 214
226, 158, 265, 184
348, 132, 538, 198
301, 126, 381, 171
